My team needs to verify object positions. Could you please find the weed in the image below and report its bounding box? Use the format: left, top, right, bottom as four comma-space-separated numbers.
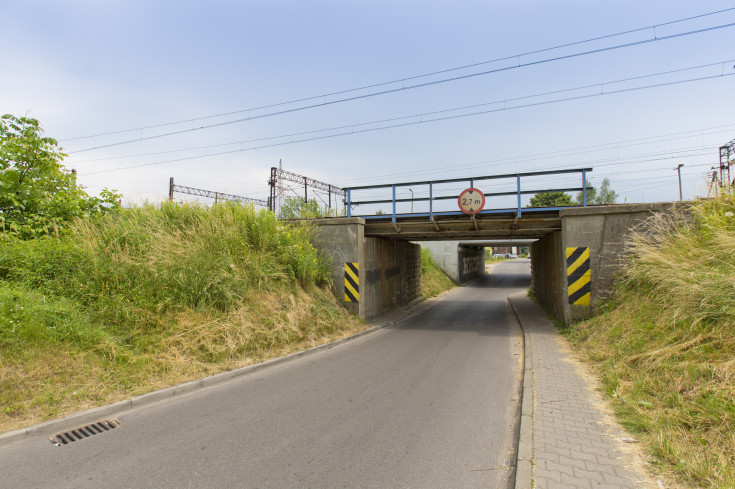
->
0, 202, 364, 433
563, 195, 735, 488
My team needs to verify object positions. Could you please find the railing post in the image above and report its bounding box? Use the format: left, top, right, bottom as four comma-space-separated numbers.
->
582, 170, 588, 207
392, 185, 397, 223
347, 189, 352, 217
516, 174, 522, 218
429, 182, 434, 221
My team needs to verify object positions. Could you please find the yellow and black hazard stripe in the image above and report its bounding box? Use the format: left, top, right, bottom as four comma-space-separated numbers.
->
344, 262, 359, 302
566, 247, 591, 306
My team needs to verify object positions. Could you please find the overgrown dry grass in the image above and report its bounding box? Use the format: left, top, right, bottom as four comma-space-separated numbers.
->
563, 195, 735, 488
0, 202, 366, 433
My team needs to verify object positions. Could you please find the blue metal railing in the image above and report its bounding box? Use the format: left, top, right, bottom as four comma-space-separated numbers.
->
344, 168, 592, 222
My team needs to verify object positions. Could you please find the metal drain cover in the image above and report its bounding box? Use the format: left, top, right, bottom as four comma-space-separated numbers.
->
50, 420, 120, 446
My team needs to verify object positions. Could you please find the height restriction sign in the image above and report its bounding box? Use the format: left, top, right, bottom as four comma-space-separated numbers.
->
458, 188, 485, 214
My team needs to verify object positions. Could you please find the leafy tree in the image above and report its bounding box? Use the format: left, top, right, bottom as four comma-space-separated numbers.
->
278, 197, 329, 219
575, 178, 618, 205
528, 191, 575, 207
0, 114, 121, 239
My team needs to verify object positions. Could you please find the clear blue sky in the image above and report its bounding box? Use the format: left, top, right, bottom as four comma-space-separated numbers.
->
2, 1, 734, 212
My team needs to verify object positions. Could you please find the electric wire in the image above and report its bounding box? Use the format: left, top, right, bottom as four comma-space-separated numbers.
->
77, 63, 735, 176
66, 15, 735, 153
62, 6, 735, 142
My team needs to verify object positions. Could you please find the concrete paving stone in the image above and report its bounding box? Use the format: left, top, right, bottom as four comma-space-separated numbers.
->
510, 293, 649, 489
534, 467, 562, 484
544, 445, 572, 460
576, 430, 608, 443
533, 449, 560, 465
561, 456, 589, 472
577, 445, 615, 458
574, 465, 616, 481
589, 454, 621, 467
561, 471, 597, 487
544, 460, 576, 478
555, 439, 591, 453
544, 479, 578, 489
568, 435, 594, 447
570, 450, 599, 464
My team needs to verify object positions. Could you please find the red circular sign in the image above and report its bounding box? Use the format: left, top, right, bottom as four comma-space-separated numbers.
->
458, 188, 485, 214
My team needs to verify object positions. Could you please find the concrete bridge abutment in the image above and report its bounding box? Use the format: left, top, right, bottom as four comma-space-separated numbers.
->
533, 203, 675, 324
311, 218, 421, 321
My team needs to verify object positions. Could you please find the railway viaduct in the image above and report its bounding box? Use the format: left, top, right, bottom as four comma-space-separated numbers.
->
311, 202, 674, 324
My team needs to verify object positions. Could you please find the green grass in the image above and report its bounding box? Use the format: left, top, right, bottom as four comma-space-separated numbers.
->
562, 195, 735, 488
420, 248, 455, 298
0, 202, 366, 432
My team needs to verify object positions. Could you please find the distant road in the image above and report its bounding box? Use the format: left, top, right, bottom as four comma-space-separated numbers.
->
0, 260, 531, 489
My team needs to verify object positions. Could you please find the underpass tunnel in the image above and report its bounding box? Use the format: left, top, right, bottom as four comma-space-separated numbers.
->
418, 239, 539, 285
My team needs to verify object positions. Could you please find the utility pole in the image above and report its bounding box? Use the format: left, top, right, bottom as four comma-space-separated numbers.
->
409, 188, 414, 213
675, 164, 684, 201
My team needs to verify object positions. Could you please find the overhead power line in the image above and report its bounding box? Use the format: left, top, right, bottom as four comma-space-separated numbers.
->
66, 11, 735, 153
62, 6, 735, 143
77, 60, 735, 176
68, 123, 735, 181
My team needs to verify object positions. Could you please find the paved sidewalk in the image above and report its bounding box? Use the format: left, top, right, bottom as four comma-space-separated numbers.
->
509, 292, 646, 489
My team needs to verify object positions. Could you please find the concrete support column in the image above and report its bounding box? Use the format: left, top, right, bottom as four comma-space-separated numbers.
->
312, 218, 365, 318
559, 203, 675, 323
311, 219, 421, 320
530, 231, 565, 321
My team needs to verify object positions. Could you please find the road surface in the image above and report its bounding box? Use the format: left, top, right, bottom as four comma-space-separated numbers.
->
1, 260, 531, 489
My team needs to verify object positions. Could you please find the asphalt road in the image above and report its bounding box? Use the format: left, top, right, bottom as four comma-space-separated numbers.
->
0, 260, 531, 489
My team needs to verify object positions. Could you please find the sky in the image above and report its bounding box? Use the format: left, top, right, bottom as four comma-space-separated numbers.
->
2, 0, 734, 214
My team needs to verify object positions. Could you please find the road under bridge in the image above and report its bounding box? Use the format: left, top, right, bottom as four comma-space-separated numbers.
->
312, 202, 674, 324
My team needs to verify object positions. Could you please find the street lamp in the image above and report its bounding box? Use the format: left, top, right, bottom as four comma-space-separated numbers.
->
409, 188, 414, 213
675, 164, 684, 201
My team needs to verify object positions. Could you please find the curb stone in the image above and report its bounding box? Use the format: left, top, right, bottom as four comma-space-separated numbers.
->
509, 294, 534, 489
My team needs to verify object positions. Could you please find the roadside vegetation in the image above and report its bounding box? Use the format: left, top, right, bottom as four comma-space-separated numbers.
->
562, 195, 735, 488
0, 202, 366, 433
0, 114, 454, 435
420, 248, 455, 298
0, 114, 120, 239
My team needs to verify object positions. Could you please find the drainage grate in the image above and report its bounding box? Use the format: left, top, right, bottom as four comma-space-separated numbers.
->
49, 419, 120, 446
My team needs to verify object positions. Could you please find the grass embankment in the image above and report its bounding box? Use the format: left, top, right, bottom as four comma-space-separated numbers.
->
0, 202, 365, 433
420, 248, 455, 298
562, 196, 735, 488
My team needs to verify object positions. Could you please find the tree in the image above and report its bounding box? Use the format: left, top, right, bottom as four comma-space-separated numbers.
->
575, 178, 618, 205
0, 114, 121, 239
277, 196, 346, 219
278, 197, 324, 219
528, 192, 574, 207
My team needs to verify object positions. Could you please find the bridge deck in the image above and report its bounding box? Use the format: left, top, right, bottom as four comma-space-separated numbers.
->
362, 208, 561, 240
